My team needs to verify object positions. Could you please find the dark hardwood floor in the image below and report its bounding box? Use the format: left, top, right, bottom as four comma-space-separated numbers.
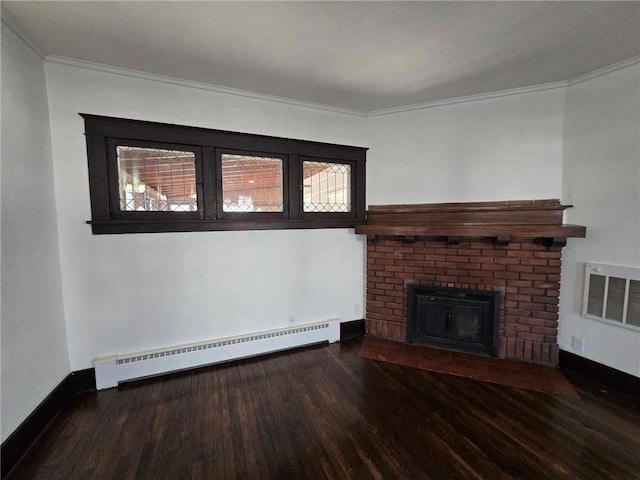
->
8, 337, 640, 480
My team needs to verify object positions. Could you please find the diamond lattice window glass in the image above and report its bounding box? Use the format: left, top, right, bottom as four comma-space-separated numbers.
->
221, 154, 283, 212
117, 146, 197, 212
303, 161, 351, 213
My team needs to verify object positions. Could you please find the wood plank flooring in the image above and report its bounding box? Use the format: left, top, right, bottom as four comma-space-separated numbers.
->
8, 337, 640, 480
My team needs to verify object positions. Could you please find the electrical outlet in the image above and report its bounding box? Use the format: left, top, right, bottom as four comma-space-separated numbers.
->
572, 336, 585, 353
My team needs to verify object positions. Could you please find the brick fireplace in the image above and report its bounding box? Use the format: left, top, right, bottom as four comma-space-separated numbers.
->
355, 200, 586, 366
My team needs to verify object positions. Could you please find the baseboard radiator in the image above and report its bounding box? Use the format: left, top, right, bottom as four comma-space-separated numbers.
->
94, 320, 340, 390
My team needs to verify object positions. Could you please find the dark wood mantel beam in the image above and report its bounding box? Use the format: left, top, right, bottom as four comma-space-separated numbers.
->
355, 199, 586, 247
354, 224, 586, 239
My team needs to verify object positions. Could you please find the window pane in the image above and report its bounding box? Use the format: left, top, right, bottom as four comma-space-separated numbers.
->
303, 161, 351, 213
605, 277, 626, 322
221, 154, 283, 212
117, 146, 197, 212
627, 280, 640, 327
586, 274, 605, 317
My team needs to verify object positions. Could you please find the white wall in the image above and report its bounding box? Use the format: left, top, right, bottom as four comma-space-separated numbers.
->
559, 63, 640, 377
44, 61, 368, 370
1, 23, 70, 441
366, 88, 566, 205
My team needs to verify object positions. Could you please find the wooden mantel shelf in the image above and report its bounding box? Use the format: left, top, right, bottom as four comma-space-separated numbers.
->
355, 223, 586, 239
355, 199, 586, 248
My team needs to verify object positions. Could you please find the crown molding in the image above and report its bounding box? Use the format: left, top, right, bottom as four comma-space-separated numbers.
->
8, 8, 636, 118
44, 55, 368, 117
40, 54, 640, 117
44, 54, 571, 118
1, 7, 47, 59
367, 55, 639, 116
568, 55, 640, 87
367, 81, 568, 117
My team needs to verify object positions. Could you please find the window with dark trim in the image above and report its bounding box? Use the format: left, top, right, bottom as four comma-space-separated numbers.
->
82, 115, 367, 234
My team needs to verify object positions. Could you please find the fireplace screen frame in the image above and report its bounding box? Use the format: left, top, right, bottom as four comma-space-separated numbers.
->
406, 284, 500, 357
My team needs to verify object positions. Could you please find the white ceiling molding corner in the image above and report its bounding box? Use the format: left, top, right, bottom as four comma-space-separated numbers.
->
568, 55, 640, 87
1, 7, 46, 59
367, 80, 569, 117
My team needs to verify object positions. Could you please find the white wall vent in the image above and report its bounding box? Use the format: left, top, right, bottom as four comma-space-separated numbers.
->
583, 263, 640, 331
94, 320, 340, 389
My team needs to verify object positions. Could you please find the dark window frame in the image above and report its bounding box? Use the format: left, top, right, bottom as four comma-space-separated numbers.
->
82, 114, 367, 234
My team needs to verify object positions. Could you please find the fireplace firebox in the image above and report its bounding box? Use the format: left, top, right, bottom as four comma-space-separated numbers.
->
407, 284, 500, 357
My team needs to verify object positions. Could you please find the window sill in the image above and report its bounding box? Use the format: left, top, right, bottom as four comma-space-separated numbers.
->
86, 219, 365, 234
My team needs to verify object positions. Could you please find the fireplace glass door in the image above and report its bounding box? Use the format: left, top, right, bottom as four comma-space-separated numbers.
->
408, 285, 500, 357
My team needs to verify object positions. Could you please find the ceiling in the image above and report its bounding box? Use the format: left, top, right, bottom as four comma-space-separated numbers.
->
3, 1, 639, 113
